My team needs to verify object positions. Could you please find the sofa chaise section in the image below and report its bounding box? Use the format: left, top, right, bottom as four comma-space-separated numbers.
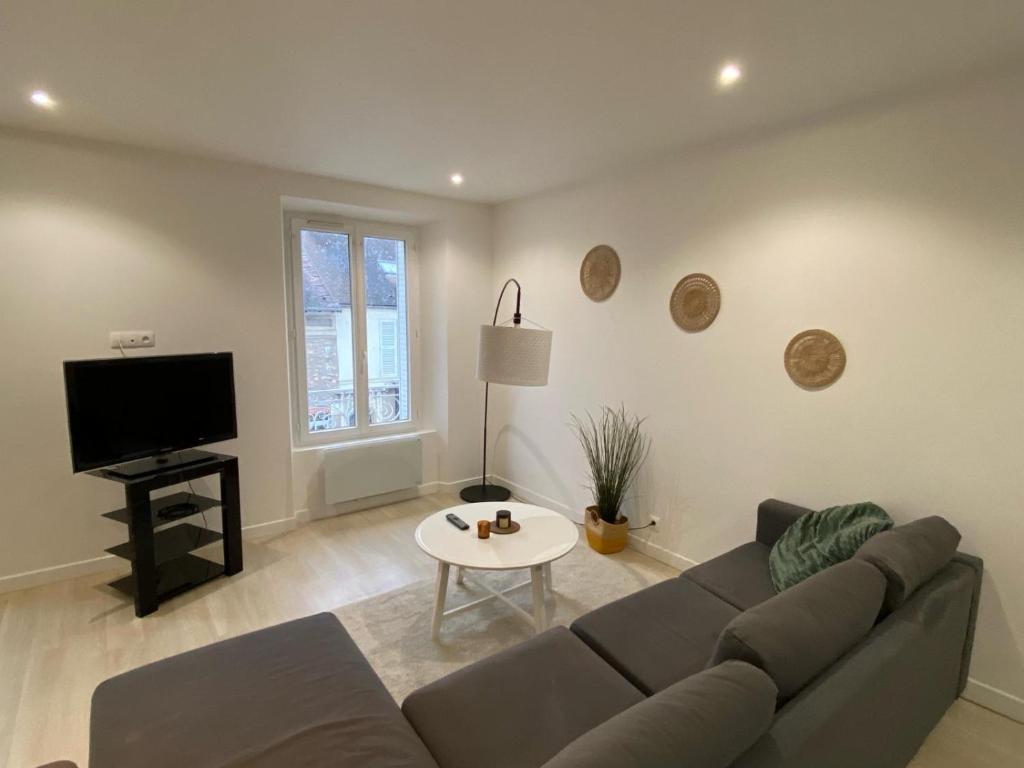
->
89, 612, 438, 768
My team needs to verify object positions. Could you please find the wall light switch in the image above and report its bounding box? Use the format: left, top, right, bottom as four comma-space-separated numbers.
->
110, 330, 156, 349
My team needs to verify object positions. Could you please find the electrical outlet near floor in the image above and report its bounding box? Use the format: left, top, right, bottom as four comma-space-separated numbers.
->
109, 330, 156, 349
649, 515, 661, 529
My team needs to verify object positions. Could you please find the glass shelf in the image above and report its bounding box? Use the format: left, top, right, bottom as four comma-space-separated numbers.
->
105, 524, 222, 564
108, 554, 224, 602
102, 492, 221, 528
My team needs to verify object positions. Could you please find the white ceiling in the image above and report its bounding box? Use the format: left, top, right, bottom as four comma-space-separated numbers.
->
2, 1, 1023, 203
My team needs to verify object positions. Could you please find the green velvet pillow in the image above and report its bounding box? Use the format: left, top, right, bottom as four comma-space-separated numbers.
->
769, 502, 893, 592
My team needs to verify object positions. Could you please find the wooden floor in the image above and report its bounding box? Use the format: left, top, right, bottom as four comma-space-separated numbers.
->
1, 492, 1021, 767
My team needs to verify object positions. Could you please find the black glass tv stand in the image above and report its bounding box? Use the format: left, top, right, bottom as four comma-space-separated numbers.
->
89, 450, 242, 617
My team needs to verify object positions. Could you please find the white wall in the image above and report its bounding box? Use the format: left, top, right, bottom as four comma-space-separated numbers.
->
0, 128, 491, 587
491, 72, 1024, 719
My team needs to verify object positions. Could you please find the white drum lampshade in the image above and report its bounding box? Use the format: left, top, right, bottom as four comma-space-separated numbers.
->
477, 325, 552, 386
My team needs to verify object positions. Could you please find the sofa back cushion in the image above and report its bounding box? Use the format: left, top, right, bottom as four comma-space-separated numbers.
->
854, 516, 961, 612
755, 499, 813, 547
540, 661, 776, 768
709, 559, 886, 701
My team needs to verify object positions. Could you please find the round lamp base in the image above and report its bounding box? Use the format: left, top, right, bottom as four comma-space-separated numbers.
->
459, 483, 512, 503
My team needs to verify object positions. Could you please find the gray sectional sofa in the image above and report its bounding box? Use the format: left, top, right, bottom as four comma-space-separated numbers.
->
53, 498, 982, 768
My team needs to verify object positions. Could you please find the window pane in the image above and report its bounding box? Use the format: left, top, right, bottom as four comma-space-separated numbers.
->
363, 236, 410, 424
300, 230, 356, 432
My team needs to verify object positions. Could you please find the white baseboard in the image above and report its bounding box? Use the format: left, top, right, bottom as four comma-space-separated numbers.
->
0, 553, 120, 595
297, 477, 478, 522
302, 484, 429, 520
491, 474, 580, 522
962, 677, 1024, 723
627, 532, 701, 572
0, 515, 298, 595
491, 474, 703, 569
299, 475, 541, 526
240, 515, 298, 540
436, 476, 484, 494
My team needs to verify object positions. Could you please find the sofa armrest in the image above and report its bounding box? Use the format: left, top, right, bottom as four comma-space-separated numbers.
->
755, 499, 812, 547
952, 552, 984, 695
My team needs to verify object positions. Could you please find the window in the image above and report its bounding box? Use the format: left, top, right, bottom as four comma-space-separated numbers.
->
288, 216, 416, 443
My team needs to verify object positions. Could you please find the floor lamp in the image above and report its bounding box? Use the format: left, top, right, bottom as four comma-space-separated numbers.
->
460, 278, 553, 503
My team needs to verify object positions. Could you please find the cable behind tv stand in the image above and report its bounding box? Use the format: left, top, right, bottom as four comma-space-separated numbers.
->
89, 451, 242, 617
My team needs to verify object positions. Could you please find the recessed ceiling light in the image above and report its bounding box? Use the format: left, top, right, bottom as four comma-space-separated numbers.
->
450, 173, 464, 186
30, 90, 57, 109
717, 62, 743, 88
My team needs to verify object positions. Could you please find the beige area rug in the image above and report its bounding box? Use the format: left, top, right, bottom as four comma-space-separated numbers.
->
334, 543, 678, 702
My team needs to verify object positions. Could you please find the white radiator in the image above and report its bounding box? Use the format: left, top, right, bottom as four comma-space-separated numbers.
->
323, 436, 423, 505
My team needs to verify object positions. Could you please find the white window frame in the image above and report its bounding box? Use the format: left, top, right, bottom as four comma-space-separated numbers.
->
286, 214, 420, 446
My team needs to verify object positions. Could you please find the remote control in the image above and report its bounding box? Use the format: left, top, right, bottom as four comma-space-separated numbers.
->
446, 513, 470, 531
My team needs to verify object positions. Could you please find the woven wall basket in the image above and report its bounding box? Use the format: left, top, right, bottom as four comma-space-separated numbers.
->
670, 273, 720, 331
785, 329, 846, 389
580, 245, 621, 302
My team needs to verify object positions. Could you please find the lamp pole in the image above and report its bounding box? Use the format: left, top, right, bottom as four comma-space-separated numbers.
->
460, 279, 521, 503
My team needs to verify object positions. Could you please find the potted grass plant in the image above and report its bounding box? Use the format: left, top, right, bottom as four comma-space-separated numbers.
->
570, 405, 651, 554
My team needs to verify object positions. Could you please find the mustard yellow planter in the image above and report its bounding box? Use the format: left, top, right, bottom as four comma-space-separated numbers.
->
584, 506, 629, 554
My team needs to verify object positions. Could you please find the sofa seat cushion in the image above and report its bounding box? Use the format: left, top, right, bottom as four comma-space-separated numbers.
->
680, 542, 778, 611
854, 516, 961, 612
541, 661, 777, 768
570, 577, 740, 695
402, 626, 643, 768
91, 613, 438, 768
709, 559, 886, 701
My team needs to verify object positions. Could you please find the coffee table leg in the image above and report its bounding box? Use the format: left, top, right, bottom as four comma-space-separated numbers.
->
531, 565, 547, 633
543, 562, 552, 593
432, 562, 450, 641
456, 566, 465, 586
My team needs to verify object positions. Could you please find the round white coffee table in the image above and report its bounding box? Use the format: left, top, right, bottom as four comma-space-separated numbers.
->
415, 502, 578, 639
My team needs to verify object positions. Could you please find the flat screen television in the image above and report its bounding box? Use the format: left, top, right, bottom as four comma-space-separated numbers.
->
64, 353, 237, 474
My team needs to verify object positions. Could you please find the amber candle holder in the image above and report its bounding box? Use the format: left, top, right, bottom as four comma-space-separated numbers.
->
477, 520, 491, 539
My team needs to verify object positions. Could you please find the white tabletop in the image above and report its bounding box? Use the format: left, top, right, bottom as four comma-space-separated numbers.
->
415, 502, 579, 571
